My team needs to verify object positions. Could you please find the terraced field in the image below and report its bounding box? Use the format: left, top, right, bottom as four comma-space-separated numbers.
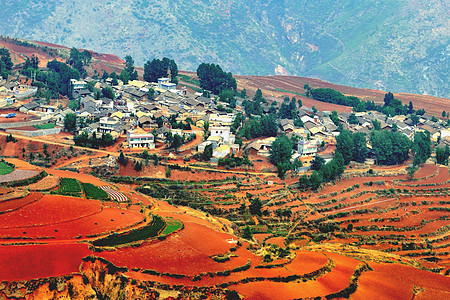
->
0, 159, 449, 299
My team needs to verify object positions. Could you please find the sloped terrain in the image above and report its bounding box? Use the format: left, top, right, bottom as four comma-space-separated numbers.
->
1, 0, 448, 97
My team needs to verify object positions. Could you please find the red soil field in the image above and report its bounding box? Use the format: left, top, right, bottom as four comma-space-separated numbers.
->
0, 194, 102, 228
411, 166, 450, 185
0, 207, 144, 240
414, 164, 439, 179
0, 192, 42, 214
354, 262, 450, 300
0, 243, 91, 281
235, 74, 450, 117
232, 252, 360, 300
99, 222, 240, 276
45, 169, 109, 187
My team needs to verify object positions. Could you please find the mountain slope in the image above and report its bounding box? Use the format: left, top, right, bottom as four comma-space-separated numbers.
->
0, 0, 448, 97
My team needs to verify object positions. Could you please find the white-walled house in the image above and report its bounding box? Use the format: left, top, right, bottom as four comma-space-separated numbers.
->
210, 126, 235, 144
298, 140, 318, 157
127, 128, 155, 149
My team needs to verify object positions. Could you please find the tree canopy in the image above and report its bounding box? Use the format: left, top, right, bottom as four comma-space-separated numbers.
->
412, 131, 431, 166
144, 57, 178, 83
269, 134, 294, 179
370, 131, 411, 165
196, 63, 236, 95
64, 113, 77, 132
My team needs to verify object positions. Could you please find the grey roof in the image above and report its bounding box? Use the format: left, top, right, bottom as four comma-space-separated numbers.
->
21, 101, 39, 110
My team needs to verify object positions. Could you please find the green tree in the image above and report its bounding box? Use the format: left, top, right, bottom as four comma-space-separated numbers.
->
348, 113, 359, 124
124, 55, 138, 80
0, 48, 13, 77
383, 92, 394, 107
144, 57, 178, 83
408, 101, 414, 114
243, 225, 253, 240
309, 171, 323, 190
118, 151, 128, 166
436, 145, 450, 165
197, 63, 237, 94
370, 131, 411, 165
311, 155, 325, 171
330, 110, 340, 126
203, 143, 213, 161
352, 132, 368, 163
249, 197, 263, 216
119, 69, 130, 85
372, 119, 381, 130
410, 114, 420, 126
269, 134, 292, 167
298, 175, 311, 190
171, 134, 183, 152
412, 131, 431, 166
240, 89, 247, 98
102, 86, 115, 100
31, 55, 39, 69
134, 161, 142, 171
336, 130, 354, 165
64, 113, 77, 132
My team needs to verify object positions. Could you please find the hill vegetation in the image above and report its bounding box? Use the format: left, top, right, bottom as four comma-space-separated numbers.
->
0, 0, 448, 97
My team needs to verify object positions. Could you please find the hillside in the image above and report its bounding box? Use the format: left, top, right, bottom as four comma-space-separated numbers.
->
0, 0, 448, 97
0, 36, 447, 116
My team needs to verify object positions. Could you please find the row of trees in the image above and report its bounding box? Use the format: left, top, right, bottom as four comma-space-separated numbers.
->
336, 130, 368, 164
238, 114, 278, 139
143, 57, 178, 83
370, 130, 411, 165
73, 132, 115, 149
309, 88, 424, 117
298, 146, 346, 191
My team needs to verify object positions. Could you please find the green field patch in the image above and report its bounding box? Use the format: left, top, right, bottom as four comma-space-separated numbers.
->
51, 178, 82, 196
92, 215, 166, 247
33, 123, 56, 130
0, 161, 14, 175
274, 88, 304, 96
161, 217, 183, 236
81, 183, 109, 200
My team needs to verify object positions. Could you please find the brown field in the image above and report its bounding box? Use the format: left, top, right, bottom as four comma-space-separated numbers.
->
234, 74, 450, 117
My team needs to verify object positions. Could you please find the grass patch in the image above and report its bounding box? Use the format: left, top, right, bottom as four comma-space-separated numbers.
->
274, 88, 304, 96
161, 218, 183, 235
81, 183, 109, 200
92, 215, 166, 247
33, 123, 55, 130
51, 178, 82, 196
0, 161, 14, 175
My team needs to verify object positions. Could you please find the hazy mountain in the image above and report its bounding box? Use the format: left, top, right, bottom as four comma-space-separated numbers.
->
1, 0, 448, 97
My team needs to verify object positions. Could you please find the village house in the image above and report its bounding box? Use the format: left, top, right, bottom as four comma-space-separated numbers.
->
98, 117, 119, 134
298, 140, 318, 157
127, 128, 155, 149
210, 126, 235, 145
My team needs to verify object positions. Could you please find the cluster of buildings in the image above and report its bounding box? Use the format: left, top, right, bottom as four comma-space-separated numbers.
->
0, 78, 37, 107
6, 72, 449, 165
248, 107, 450, 166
